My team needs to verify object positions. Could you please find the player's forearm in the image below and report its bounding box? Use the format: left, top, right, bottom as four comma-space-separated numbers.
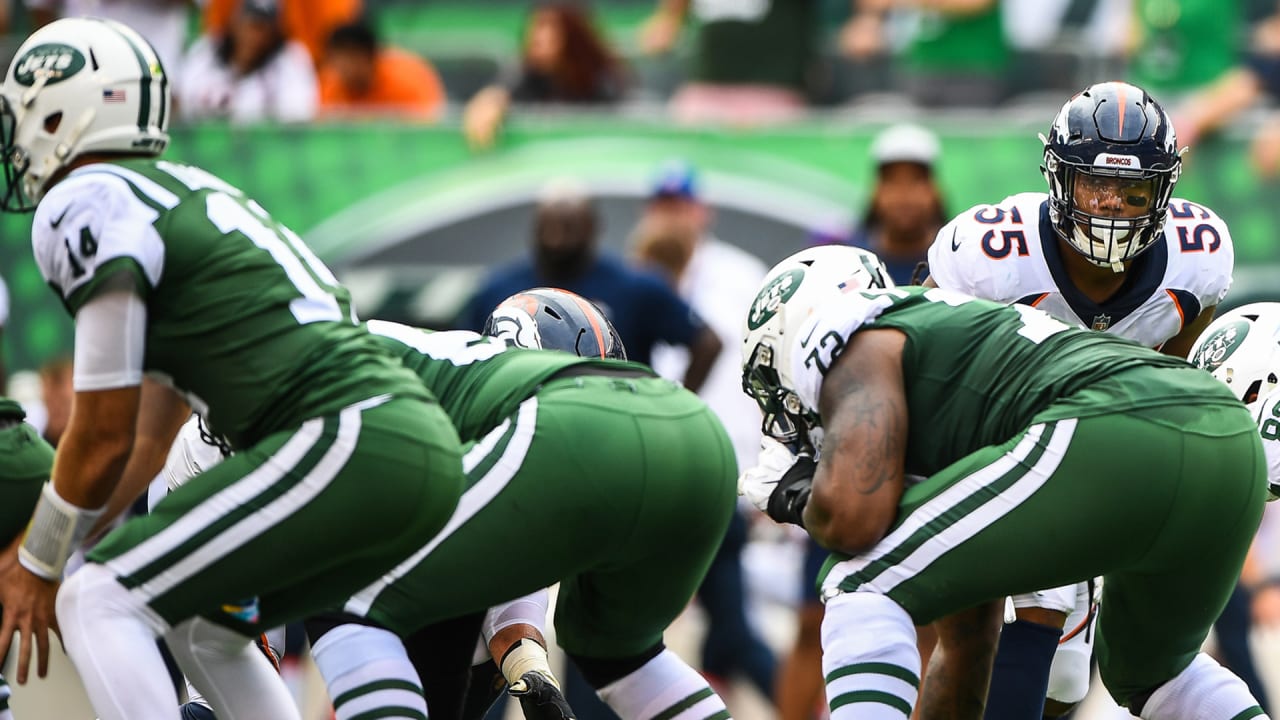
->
51, 415, 136, 509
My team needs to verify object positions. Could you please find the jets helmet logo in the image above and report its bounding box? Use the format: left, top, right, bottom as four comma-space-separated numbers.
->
12, 43, 86, 87
1191, 320, 1250, 373
748, 269, 804, 331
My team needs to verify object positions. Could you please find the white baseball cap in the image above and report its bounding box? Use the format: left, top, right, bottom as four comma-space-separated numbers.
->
871, 124, 940, 167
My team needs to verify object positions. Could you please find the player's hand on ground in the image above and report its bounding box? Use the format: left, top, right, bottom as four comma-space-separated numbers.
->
509, 671, 575, 720
0, 534, 60, 683
738, 437, 803, 513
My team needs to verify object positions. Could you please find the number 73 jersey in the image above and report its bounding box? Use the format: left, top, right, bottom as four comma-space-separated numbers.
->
790, 286, 1226, 477
927, 192, 1234, 348
29, 158, 429, 449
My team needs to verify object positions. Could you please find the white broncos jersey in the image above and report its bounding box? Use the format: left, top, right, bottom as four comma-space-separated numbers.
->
927, 192, 1234, 349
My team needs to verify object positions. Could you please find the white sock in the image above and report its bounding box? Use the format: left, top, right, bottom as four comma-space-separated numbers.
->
164, 616, 299, 720
1137, 653, 1268, 720
821, 592, 920, 720
482, 589, 550, 644
596, 649, 730, 720
55, 563, 180, 720
311, 624, 426, 720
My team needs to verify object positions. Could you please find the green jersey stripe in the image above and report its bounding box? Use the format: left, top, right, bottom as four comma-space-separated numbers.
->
703, 710, 731, 720
117, 414, 340, 590
1227, 706, 1266, 720
829, 689, 912, 716
344, 396, 538, 617
346, 708, 428, 720
332, 679, 423, 710
837, 423, 1058, 593
651, 688, 714, 720
825, 662, 920, 688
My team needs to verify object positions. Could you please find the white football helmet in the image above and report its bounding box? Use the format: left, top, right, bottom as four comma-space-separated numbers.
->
741, 245, 892, 447
1188, 302, 1280, 414
1, 17, 169, 211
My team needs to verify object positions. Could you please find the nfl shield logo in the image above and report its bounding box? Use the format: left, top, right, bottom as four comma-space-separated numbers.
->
1091, 314, 1112, 331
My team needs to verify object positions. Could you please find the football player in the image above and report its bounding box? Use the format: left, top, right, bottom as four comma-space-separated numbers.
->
0, 399, 55, 720
739, 250, 1268, 720
921, 81, 1238, 718
0, 18, 466, 720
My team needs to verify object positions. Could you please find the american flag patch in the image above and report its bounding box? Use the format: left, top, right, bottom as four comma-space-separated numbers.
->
102, 89, 126, 103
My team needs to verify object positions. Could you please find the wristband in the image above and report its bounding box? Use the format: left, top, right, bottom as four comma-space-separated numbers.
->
767, 455, 817, 528
500, 638, 558, 689
18, 483, 105, 580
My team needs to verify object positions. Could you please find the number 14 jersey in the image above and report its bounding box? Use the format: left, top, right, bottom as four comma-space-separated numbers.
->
30, 158, 432, 449
926, 192, 1234, 348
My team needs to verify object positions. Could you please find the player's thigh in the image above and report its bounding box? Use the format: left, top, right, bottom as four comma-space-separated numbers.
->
1094, 408, 1266, 705
89, 398, 464, 630
820, 413, 1192, 625
554, 383, 737, 659
348, 385, 666, 636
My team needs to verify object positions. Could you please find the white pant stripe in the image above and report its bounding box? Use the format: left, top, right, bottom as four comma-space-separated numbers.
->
344, 396, 539, 617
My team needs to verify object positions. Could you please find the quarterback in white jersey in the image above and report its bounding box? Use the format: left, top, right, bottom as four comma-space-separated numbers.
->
923, 81, 1236, 718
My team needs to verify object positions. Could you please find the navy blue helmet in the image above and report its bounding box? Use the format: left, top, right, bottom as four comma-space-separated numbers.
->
1041, 81, 1182, 270
482, 287, 627, 360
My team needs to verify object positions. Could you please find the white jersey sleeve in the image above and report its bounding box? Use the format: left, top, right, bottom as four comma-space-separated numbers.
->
1256, 390, 1280, 500
790, 290, 900, 416
927, 193, 1047, 303
31, 169, 167, 311
1161, 198, 1234, 313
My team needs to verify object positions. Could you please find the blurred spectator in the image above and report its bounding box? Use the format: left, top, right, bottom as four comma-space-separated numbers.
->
37, 356, 72, 448
24, 0, 192, 78
844, 0, 1007, 107
849, 123, 946, 282
203, 0, 360, 65
459, 178, 720, 388
319, 19, 445, 120
463, 3, 625, 150
1130, 0, 1244, 100
177, 0, 318, 123
639, 0, 815, 124
632, 160, 776, 708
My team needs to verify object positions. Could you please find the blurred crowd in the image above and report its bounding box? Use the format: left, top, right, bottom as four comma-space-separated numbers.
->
4, 0, 1280, 168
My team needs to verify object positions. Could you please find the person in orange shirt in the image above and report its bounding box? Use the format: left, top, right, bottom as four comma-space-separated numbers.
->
318, 19, 445, 120
204, 0, 360, 64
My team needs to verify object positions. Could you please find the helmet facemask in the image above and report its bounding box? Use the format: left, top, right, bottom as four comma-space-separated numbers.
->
742, 341, 816, 451
1044, 147, 1179, 272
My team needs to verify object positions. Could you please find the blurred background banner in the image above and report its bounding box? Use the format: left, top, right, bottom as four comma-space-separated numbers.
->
0, 119, 1276, 372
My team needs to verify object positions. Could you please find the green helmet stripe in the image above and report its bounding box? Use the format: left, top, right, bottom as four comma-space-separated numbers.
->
95, 19, 154, 131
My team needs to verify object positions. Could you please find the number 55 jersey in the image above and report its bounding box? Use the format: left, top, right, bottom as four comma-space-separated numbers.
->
926, 192, 1233, 348
29, 157, 433, 449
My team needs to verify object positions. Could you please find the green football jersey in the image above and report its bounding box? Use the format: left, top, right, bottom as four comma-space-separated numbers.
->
365, 321, 653, 442
30, 158, 431, 448
792, 286, 1238, 476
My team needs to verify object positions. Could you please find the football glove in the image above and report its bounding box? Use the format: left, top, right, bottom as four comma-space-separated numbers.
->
738, 437, 817, 527
509, 671, 575, 720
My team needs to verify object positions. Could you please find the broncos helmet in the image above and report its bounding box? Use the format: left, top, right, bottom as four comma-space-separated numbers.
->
1042, 81, 1181, 272
1, 18, 169, 212
483, 287, 627, 360
741, 245, 893, 448
1188, 302, 1280, 414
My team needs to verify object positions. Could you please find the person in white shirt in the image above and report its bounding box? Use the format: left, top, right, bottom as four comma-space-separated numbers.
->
176, 0, 316, 123
25, 0, 192, 79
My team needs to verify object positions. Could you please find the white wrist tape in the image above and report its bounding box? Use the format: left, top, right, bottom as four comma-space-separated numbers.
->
19, 483, 106, 580
501, 639, 558, 689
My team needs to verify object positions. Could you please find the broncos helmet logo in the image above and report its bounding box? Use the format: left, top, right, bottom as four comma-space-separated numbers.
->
485, 306, 543, 350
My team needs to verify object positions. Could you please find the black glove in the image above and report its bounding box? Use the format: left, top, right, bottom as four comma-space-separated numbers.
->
509, 671, 576, 720
767, 454, 817, 528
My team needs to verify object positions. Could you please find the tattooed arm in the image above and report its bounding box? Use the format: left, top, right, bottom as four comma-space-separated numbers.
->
803, 328, 909, 554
